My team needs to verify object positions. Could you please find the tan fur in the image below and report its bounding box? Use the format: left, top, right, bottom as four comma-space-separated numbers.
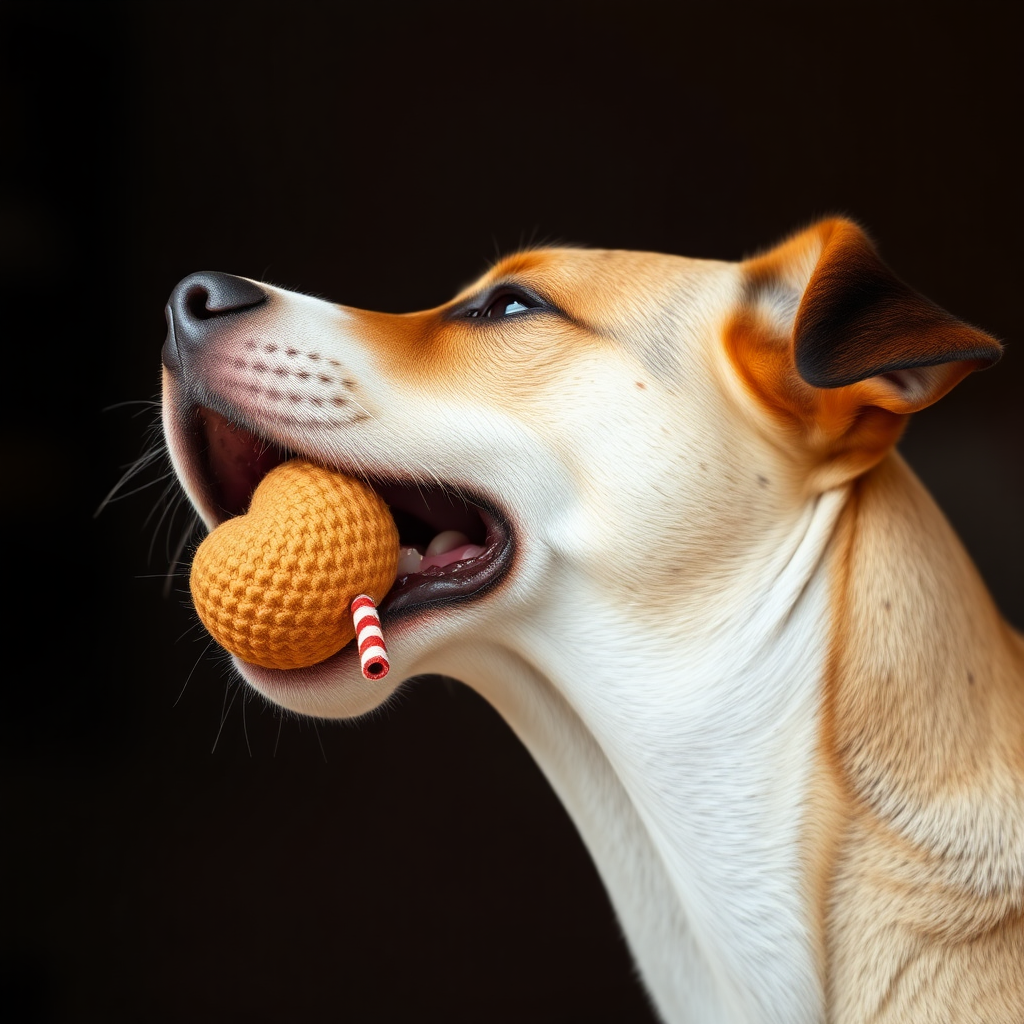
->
732, 222, 1024, 1020
819, 456, 1024, 1023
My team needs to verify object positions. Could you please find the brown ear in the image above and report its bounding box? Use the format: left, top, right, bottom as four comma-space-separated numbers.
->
793, 219, 1001, 412
730, 219, 1002, 487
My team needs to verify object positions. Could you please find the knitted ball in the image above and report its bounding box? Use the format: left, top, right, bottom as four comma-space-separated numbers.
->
190, 459, 398, 670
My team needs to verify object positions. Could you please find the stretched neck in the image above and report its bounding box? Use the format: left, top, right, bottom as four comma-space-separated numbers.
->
456, 487, 850, 1024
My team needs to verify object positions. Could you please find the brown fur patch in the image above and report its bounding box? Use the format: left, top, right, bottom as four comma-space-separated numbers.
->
723, 307, 908, 488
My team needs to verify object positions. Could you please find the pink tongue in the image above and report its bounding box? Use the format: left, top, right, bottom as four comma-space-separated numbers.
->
419, 543, 485, 572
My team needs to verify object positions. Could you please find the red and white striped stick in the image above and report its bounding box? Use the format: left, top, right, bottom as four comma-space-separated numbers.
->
350, 594, 389, 680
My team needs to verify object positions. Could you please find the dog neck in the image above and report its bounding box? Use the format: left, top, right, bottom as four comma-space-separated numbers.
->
817, 453, 1024, 1022
453, 483, 850, 1023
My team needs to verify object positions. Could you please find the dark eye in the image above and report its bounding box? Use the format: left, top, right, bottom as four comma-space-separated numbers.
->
468, 290, 538, 319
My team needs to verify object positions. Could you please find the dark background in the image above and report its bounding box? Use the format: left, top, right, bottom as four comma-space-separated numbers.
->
3, 1, 1021, 1022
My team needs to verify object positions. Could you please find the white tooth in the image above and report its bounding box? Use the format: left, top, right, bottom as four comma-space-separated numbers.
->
396, 546, 424, 575
425, 530, 471, 557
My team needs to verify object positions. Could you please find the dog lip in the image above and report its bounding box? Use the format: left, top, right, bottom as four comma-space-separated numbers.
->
379, 502, 514, 618
188, 407, 291, 522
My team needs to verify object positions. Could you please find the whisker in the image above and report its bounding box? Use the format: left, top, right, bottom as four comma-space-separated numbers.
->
241, 690, 253, 757
145, 481, 196, 566
107, 467, 174, 508
142, 480, 183, 553
94, 446, 167, 518
165, 515, 200, 598
312, 720, 328, 764
174, 638, 216, 706
102, 398, 162, 414
175, 615, 208, 646
211, 680, 242, 754
273, 710, 284, 758
141, 473, 185, 530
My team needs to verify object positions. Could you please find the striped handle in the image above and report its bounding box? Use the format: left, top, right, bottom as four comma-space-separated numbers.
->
350, 594, 389, 679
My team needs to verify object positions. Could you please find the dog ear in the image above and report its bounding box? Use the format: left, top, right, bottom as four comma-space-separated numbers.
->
791, 218, 1001, 411
730, 218, 1002, 487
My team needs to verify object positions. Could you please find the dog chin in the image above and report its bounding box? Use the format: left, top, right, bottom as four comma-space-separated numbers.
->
233, 644, 403, 719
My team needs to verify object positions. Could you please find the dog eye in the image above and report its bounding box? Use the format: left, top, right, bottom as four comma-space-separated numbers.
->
468, 290, 538, 319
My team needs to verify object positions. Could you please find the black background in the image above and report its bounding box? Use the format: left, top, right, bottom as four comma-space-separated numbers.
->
3, 2, 1021, 1022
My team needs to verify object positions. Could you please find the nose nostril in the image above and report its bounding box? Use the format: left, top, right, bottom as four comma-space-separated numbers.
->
185, 284, 216, 321
163, 272, 269, 370
177, 272, 267, 322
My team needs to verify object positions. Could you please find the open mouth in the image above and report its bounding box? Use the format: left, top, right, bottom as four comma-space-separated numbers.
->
187, 407, 514, 622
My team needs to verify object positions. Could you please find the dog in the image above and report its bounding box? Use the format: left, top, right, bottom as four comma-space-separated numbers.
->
160, 218, 1023, 1023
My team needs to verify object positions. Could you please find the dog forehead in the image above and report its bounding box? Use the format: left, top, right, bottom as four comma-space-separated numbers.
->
470, 246, 722, 309
465, 247, 739, 386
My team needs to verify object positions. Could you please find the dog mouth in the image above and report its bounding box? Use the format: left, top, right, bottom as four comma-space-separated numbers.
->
186, 406, 514, 623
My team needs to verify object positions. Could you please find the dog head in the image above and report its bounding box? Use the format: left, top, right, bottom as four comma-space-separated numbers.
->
161, 218, 999, 718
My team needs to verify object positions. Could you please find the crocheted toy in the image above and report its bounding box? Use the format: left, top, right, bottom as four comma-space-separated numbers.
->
190, 459, 398, 671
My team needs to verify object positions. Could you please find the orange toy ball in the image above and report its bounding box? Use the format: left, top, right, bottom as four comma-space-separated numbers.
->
189, 459, 398, 670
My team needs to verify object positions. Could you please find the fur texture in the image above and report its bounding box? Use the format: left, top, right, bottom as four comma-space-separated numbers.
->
161, 220, 1023, 1023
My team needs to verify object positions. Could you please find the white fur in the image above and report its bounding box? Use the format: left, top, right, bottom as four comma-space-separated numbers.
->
164, 267, 843, 1022
464, 490, 846, 1023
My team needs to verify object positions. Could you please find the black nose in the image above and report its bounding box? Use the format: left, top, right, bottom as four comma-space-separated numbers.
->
162, 271, 268, 371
